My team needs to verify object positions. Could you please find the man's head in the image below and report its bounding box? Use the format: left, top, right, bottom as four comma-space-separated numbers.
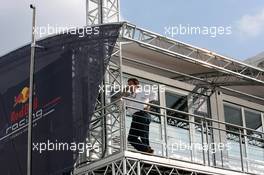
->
127, 78, 139, 93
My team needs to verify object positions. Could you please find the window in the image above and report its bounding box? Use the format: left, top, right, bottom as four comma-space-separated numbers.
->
223, 102, 264, 171
224, 104, 242, 132
245, 109, 262, 132
165, 91, 188, 129
244, 109, 264, 162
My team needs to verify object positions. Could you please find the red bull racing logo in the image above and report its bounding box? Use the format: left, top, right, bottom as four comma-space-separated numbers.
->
2, 86, 61, 138
0, 83, 62, 140
10, 87, 38, 124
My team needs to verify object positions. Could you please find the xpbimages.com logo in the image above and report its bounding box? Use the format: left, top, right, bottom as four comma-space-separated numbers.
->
99, 82, 166, 95
164, 24, 232, 38
33, 24, 100, 38
32, 140, 99, 154
170, 140, 231, 153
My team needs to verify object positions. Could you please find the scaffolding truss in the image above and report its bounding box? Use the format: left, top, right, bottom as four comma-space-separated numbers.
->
76, 157, 203, 175
120, 23, 264, 87
85, 39, 123, 162
85, 0, 123, 167
86, 0, 120, 25
75, 151, 250, 175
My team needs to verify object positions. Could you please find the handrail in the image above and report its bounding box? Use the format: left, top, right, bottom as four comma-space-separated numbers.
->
90, 97, 264, 140
122, 97, 264, 173
122, 97, 264, 136
125, 103, 264, 142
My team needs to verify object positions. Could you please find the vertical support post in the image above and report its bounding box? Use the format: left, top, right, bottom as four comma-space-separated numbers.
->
201, 121, 206, 165
99, 0, 103, 24
163, 108, 169, 158
27, 4, 36, 175
119, 43, 125, 152
105, 66, 112, 156
159, 84, 168, 157
241, 107, 248, 172
121, 98, 127, 151
188, 95, 194, 162
205, 121, 210, 166
86, 0, 89, 25
239, 129, 244, 172
112, 162, 116, 175
123, 158, 127, 174
210, 90, 226, 168
137, 160, 141, 175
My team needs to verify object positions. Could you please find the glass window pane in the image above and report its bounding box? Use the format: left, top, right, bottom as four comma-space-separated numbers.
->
245, 109, 264, 164
192, 95, 209, 117
165, 91, 191, 160
223, 104, 243, 171
224, 104, 242, 127
245, 109, 262, 131
166, 91, 188, 128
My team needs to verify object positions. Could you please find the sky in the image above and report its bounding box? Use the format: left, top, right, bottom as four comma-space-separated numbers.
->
1, 0, 264, 60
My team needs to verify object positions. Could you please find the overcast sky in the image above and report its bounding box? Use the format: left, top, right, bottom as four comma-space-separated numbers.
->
1, 0, 264, 60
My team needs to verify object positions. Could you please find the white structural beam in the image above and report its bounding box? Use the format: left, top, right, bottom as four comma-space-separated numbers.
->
86, 0, 120, 25
121, 23, 264, 86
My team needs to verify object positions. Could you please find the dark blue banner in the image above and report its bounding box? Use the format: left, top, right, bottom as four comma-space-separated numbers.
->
0, 23, 121, 175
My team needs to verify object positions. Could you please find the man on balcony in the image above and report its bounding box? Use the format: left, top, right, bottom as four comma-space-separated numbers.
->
123, 78, 156, 154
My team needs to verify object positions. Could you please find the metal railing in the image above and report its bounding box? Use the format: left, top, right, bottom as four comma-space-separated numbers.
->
83, 97, 264, 174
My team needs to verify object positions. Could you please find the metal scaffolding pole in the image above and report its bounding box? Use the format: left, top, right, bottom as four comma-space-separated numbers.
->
27, 4, 36, 175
